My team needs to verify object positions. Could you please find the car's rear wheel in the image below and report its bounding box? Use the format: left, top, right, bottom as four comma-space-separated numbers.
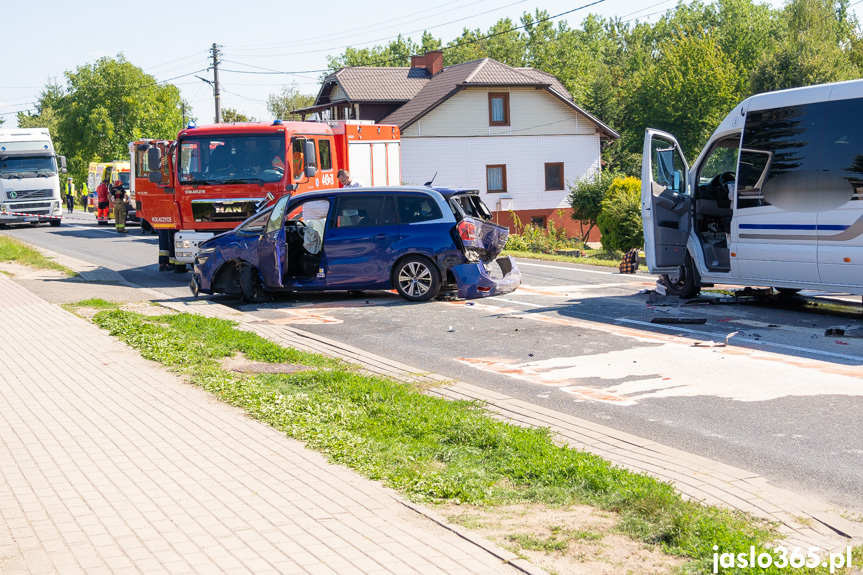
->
239, 264, 269, 303
393, 256, 440, 301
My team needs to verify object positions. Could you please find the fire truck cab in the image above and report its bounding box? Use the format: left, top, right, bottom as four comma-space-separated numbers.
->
131, 120, 400, 264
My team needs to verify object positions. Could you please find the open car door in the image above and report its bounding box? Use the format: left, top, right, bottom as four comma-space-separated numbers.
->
641, 129, 692, 273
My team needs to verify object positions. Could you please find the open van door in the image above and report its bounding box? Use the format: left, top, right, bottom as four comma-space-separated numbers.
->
641, 129, 692, 273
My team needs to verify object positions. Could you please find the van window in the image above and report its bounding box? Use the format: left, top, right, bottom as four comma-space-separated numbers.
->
820, 98, 863, 199
737, 103, 827, 208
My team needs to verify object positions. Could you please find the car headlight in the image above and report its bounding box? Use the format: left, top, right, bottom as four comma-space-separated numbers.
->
196, 247, 216, 265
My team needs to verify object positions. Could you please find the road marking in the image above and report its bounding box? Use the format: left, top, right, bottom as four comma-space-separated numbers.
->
514, 283, 647, 297
616, 317, 863, 362
516, 261, 621, 275
458, 341, 863, 405
483, 297, 863, 363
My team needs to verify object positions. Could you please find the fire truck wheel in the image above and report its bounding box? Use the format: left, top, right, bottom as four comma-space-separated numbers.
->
239, 265, 269, 303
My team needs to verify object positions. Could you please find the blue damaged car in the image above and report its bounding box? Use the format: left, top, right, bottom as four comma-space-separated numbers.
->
190, 186, 521, 302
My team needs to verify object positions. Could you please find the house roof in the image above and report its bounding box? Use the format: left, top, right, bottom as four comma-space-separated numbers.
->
315, 67, 431, 104
379, 58, 618, 139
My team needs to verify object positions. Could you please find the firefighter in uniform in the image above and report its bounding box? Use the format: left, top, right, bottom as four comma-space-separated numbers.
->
110, 179, 127, 233
95, 177, 111, 224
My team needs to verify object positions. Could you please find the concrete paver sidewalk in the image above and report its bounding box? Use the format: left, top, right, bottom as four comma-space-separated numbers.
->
0, 274, 533, 575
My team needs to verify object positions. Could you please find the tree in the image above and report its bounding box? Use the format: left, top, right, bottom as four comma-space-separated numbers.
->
27, 55, 185, 184
568, 169, 621, 242
221, 108, 254, 123
627, 29, 739, 159
326, 35, 419, 70
750, 0, 860, 92
267, 83, 315, 121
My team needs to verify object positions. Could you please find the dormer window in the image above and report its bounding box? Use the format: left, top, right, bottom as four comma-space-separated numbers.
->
488, 93, 510, 126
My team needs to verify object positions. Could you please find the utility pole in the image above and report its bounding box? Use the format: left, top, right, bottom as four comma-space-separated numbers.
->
211, 43, 221, 124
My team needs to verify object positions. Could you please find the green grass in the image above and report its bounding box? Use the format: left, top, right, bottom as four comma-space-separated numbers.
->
506, 532, 569, 552
0, 235, 75, 276
91, 309, 853, 574
68, 298, 122, 310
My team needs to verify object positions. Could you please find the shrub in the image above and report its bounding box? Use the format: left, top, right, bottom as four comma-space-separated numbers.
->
504, 211, 581, 253
596, 176, 643, 253
567, 170, 622, 242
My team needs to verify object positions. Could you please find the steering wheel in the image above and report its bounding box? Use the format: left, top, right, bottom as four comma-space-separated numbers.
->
709, 171, 735, 196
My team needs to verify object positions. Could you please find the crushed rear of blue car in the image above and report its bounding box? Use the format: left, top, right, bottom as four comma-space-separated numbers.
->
191, 186, 521, 302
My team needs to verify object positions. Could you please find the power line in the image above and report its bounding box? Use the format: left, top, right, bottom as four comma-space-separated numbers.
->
227, 0, 487, 53
227, 0, 529, 59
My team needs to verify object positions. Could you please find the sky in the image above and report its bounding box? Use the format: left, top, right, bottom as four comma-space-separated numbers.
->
2, 0, 794, 128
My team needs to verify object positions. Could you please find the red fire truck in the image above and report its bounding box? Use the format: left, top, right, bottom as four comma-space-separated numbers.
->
130, 120, 401, 264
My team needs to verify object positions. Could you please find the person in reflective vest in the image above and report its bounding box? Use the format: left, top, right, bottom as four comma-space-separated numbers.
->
109, 179, 127, 233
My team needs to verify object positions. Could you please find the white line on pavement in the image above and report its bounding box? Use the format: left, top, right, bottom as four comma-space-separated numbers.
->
492, 297, 863, 363
517, 261, 617, 275
616, 317, 863, 362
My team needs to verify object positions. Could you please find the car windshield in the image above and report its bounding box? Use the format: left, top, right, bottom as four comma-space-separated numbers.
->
178, 134, 286, 185
0, 156, 57, 178
448, 194, 493, 221
118, 172, 131, 188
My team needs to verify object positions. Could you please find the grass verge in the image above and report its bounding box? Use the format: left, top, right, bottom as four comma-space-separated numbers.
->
91, 309, 854, 574
0, 235, 76, 276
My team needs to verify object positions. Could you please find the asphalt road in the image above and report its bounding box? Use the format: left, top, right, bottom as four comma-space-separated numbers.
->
4, 214, 863, 512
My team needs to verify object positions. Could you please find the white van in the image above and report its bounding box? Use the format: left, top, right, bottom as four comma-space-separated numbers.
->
0, 128, 66, 227
641, 79, 863, 297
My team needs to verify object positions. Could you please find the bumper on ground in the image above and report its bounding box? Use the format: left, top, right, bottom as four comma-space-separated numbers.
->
451, 255, 521, 299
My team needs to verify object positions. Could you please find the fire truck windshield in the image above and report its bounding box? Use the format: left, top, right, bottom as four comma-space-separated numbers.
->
178, 134, 286, 185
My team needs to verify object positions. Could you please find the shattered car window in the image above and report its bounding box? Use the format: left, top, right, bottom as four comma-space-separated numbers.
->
449, 194, 493, 221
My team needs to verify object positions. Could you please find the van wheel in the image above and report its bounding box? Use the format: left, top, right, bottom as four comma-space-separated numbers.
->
393, 256, 440, 301
661, 254, 700, 298
239, 265, 269, 303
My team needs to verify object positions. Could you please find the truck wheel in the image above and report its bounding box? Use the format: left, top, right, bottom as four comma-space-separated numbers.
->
661, 253, 700, 298
49, 220, 61, 227
393, 256, 440, 301
239, 265, 269, 303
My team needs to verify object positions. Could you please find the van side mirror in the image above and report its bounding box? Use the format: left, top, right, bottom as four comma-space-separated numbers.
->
147, 147, 161, 170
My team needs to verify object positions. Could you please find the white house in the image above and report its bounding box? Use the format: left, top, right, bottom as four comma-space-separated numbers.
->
296, 52, 619, 238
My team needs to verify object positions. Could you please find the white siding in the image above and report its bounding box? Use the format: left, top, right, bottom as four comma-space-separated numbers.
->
331, 85, 345, 101
400, 135, 601, 211
404, 87, 597, 137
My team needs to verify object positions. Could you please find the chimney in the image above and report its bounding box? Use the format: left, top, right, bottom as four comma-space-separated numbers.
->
410, 51, 443, 76
425, 51, 443, 76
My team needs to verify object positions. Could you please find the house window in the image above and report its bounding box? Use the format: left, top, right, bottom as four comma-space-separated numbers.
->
531, 216, 546, 227
486, 165, 507, 193
488, 93, 510, 126
545, 163, 564, 190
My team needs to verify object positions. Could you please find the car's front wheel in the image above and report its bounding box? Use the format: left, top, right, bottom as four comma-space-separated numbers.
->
239, 264, 269, 303
393, 256, 440, 301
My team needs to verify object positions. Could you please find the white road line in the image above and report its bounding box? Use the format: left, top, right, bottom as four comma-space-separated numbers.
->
492, 297, 863, 363
517, 261, 617, 275
616, 317, 863, 362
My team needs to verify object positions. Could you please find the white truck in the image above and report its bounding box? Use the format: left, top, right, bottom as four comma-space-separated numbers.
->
0, 128, 66, 227
642, 79, 863, 297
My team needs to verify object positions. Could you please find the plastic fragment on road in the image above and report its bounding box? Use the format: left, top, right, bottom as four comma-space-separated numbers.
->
826, 326, 863, 338
654, 279, 667, 295
692, 341, 726, 347
447, 326, 454, 332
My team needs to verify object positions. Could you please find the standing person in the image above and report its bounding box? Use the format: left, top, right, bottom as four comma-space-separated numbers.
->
337, 169, 361, 188
96, 176, 111, 225
64, 177, 75, 213
110, 179, 127, 233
